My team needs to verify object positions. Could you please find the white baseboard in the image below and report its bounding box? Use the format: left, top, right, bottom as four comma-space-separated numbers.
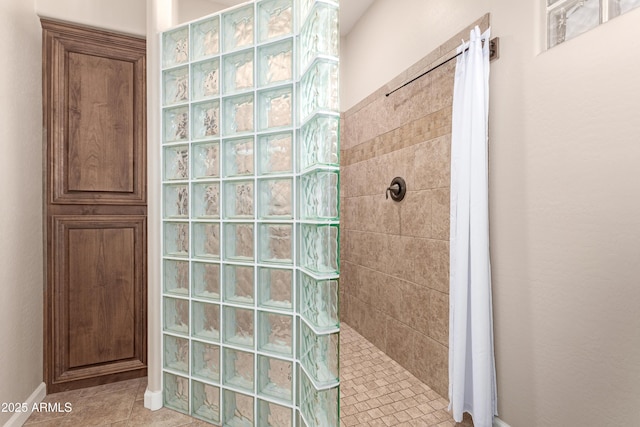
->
143, 388, 163, 411
494, 416, 511, 427
3, 382, 46, 427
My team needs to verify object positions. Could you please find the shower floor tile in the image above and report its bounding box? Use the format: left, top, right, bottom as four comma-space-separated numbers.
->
23, 324, 472, 426
340, 323, 473, 427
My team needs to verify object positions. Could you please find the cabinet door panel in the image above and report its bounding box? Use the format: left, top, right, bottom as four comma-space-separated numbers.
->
67, 52, 135, 193
67, 227, 135, 367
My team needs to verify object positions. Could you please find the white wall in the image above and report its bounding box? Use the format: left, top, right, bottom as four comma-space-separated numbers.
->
343, 1, 640, 426
341, 0, 487, 110
174, 0, 229, 24
36, 0, 146, 36
0, 0, 44, 425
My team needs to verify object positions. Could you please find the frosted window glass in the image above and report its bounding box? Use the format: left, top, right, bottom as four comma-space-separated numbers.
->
548, 0, 640, 49
609, 0, 640, 16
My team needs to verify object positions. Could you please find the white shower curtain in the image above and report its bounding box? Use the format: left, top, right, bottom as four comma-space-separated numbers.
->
448, 26, 497, 427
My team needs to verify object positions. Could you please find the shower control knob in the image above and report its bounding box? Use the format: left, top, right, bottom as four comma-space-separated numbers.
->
386, 177, 406, 201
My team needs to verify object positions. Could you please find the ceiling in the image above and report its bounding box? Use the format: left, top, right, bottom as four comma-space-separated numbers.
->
210, 0, 375, 35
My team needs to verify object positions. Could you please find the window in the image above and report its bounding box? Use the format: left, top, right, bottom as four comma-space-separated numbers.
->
547, 0, 640, 48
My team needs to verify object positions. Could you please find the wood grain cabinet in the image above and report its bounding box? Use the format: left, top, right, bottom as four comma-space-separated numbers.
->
41, 19, 147, 393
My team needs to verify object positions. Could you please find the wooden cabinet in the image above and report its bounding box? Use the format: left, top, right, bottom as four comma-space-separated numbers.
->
42, 19, 147, 393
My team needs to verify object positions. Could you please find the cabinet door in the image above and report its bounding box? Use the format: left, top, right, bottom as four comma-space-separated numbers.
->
50, 216, 146, 387
42, 19, 147, 393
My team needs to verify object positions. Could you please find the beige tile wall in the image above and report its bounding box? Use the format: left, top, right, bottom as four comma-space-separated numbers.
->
340, 15, 489, 398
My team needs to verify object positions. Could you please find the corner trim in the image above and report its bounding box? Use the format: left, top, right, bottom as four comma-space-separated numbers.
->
3, 382, 46, 427
143, 388, 163, 411
494, 416, 512, 427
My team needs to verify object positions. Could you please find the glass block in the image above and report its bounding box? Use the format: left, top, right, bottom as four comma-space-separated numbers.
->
258, 132, 293, 175
163, 184, 189, 218
163, 106, 189, 143
192, 380, 221, 423
297, 410, 307, 427
224, 181, 254, 219
299, 2, 338, 71
223, 5, 254, 52
193, 223, 220, 259
223, 347, 254, 391
258, 179, 293, 219
164, 297, 189, 335
164, 258, 189, 295
258, 356, 292, 402
299, 272, 338, 331
299, 114, 339, 171
192, 100, 220, 140
258, 224, 293, 265
163, 66, 189, 105
223, 390, 254, 427
300, 169, 339, 220
258, 86, 293, 131
298, 370, 338, 427
300, 224, 339, 275
223, 137, 254, 177
258, 400, 293, 426
299, 322, 339, 386
258, 39, 293, 86
191, 16, 220, 60
163, 372, 189, 413
193, 182, 220, 218
258, 312, 293, 356
223, 306, 254, 348
258, 0, 293, 42
299, 59, 339, 122
192, 58, 220, 100
164, 222, 189, 258
298, 0, 316, 26
223, 49, 255, 94
223, 94, 255, 135
193, 141, 220, 179
193, 301, 221, 341
164, 334, 189, 373
163, 26, 189, 68
163, 145, 189, 181
224, 264, 254, 305
609, 0, 640, 17
548, 0, 599, 48
224, 223, 254, 261
192, 261, 221, 300
258, 267, 293, 311
192, 340, 221, 382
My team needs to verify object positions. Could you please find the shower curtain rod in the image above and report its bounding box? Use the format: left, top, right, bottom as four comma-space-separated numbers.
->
385, 37, 499, 97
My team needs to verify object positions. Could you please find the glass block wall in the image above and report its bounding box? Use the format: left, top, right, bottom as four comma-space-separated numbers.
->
160, 1, 339, 425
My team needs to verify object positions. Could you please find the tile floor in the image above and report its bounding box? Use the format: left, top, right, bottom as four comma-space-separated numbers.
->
24, 323, 472, 426
339, 324, 472, 427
